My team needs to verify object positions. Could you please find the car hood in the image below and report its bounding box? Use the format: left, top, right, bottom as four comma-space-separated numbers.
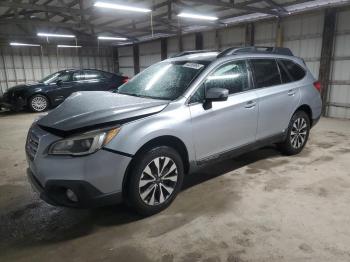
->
7, 83, 43, 93
37, 91, 169, 134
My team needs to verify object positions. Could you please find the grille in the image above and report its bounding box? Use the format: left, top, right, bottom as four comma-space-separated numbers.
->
26, 130, 39, 161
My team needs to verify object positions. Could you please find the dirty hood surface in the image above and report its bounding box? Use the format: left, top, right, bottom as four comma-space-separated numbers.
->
37, 91, 169, 133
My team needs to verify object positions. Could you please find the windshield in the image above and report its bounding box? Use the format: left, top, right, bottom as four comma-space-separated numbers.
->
117, 61, 209, 100
39, 71, 70, 84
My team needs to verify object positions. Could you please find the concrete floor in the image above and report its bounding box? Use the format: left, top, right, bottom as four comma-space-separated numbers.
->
1, 112, 350, 262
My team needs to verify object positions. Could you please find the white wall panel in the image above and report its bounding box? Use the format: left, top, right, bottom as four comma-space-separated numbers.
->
282, 12, 323, 79
219, 26, 245, 49
328, 9, 350, 118
0, 46, 114, 95
167, 36, 179, 58
255, 21, 277, 46
118, 46, 134, 77
203, 30, 217, 49
139, 40, 161, 71
182, 34, 196, 50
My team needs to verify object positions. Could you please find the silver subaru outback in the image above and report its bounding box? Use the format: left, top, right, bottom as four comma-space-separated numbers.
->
26, 47, 322, 215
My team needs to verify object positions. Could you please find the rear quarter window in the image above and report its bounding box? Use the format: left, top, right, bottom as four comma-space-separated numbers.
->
279, 59, 306, 81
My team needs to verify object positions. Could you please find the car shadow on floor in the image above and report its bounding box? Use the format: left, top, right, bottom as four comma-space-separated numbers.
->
0, 109, 36, 117
0, 146, 282, 249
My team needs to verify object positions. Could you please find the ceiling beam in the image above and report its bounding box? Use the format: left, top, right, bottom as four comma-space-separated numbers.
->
187, 0, 281, 16
0, 18, 172, 37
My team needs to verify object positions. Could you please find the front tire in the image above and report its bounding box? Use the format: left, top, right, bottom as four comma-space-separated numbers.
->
278, 110, 310, 155
126, 146, 184, 216
29, 94, 49, 112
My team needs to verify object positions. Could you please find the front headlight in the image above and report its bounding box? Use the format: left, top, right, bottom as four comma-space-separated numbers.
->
48, 127, 120, 156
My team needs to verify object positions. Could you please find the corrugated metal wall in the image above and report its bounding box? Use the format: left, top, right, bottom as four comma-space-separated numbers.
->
328, 9, 350, 118
0, 46, 114, 95
117, 8, 350, 119
283, 12, 323, 79
139, 40, 161, 72
118, 46, 134, 77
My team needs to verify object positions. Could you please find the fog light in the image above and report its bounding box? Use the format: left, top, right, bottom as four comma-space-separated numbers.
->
66, 189, 78, 202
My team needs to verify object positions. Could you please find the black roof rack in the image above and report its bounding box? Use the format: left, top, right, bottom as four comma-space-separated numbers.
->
217, 46, 293, 58
171, 50, 217, 58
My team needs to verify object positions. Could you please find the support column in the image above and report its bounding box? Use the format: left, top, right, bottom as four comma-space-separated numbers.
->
195, 32, 203, 50
133, 44, 140, 75
245, 23, 255, 46
113, 47, 119, 73
161, 38, 168, 60
178, 31, 183, 52
215, 29, 221, 50
318, 8, 337, 115
276, 20, 284, 47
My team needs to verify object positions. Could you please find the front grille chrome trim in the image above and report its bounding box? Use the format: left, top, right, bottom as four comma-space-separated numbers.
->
26, 128, 40, 161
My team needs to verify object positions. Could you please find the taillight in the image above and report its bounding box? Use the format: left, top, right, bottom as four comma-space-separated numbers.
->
313, 81, 321, 92
122, 77, 129, 83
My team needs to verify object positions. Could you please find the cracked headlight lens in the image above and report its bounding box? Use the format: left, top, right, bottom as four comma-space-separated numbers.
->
48, 127, 120, 156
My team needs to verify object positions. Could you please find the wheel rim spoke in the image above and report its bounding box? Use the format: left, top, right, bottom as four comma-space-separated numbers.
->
139, 156, 178, 206
290, 117, 308, 149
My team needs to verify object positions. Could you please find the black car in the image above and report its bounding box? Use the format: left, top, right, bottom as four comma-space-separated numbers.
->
0, 69, 129, 112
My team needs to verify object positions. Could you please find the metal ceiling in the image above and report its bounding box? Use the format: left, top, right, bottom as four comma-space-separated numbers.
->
0, 0, 348, 46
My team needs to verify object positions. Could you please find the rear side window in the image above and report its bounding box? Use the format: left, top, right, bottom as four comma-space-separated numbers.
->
277, 60, 293, 84
279, 59, 306, 81
251, 59, 281, 88
84, 70, 104, 80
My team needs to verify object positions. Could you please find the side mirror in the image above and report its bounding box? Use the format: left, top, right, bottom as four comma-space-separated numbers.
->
205, 87, 229, 102
56, 79, 63, 85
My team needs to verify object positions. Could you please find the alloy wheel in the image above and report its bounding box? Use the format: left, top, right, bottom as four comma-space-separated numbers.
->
31, 96, 47, 112
138, 157, 178, 206
290, 117, 308, 149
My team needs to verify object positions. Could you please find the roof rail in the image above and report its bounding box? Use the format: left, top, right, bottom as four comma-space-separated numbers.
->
171, 50, 217, 58
217, 46, 293, 58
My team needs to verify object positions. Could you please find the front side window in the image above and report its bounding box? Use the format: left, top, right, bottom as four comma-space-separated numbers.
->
190, 60, 249, 103
251, 59, 281, 88
117, 61, 209, 100
39, 71, 71, 84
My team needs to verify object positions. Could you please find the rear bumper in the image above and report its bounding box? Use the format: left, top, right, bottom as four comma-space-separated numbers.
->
27, 168, 123, 208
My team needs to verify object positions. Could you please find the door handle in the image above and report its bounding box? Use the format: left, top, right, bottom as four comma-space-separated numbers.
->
245, 100, 256, 108
288, 89, 296, 96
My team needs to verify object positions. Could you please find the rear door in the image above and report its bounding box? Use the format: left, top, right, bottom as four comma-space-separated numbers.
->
250, 58, 301, 140
81, 70, 111, 91
189, 59, 259, 162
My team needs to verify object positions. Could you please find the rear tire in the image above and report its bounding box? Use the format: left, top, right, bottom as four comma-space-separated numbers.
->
126, 146, 184, 216
278, 110, 310, 155
29, 94, 49, 112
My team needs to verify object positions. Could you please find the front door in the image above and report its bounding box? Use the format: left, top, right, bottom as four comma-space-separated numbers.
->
188, 59, 259, 162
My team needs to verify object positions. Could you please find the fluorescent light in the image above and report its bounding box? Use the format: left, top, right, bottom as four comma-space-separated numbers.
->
10, 42, 41, 47
178, 12, 218, 21
38, 33, 75, 38
57, 45, 82, 48
94, 2, 151, 13
98, 36, 128, 41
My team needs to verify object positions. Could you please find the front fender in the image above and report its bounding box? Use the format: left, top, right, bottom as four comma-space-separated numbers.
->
104, 103, 196, 162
